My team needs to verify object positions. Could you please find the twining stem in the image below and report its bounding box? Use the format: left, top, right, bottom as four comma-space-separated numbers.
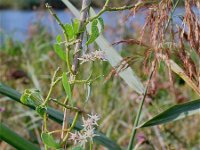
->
51, 99, 82, 112
41, 68, 61, 150
87, 0, 157, 24
61, 112, 80, 146
42, 68, 61, 105
61, 97, 68, 139
127, 61, 156, 150
46, 3, 73, 74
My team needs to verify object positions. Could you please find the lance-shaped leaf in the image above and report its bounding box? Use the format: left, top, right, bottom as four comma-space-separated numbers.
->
138, 99, 200, 128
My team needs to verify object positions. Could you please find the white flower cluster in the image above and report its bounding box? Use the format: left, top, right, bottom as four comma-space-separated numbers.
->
69, 114, 100, 148
78, 50, 107, 64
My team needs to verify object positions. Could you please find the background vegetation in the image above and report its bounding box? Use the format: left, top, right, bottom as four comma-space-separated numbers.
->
0, 0, 200, 150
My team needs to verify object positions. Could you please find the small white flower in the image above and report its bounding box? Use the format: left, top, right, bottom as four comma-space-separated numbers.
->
87, 114, 100, 126
69, 131, 79, 145
78, 50, 107, 64
82, 117, 94, 129
77, 132, 87, 148
83, 127, 97, 141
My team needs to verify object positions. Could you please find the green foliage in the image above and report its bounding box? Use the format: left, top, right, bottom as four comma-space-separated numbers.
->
62, 73, 72, 104
0, 83, 122, 150
36, 105, 47, 118
65, 23, 74, 40
139, 99, 200, 128
73, 18, 81, 35
53, 44, 66, 61
86, 18, 104, 45
20, 89, 43, 106
97, 17, 104, 33
41, 133, 60, 149
0, 123, 40, 150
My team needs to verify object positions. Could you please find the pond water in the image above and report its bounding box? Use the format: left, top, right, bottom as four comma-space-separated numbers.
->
0, 8, 199, 44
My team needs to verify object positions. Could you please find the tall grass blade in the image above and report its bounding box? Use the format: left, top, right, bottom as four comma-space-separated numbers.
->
139, 99, 200, 128
61, 0, 145, 95
0, 123, 40, 150
0, 83, 121, 150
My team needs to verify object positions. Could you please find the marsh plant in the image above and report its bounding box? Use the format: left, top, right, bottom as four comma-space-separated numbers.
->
0, 0, 200, 150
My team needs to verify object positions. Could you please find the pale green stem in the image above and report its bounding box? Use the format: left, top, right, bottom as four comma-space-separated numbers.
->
61, 112, 79, 146
89, 141, 93, 150
51, 99, 82, 112
127, 62, 156, 150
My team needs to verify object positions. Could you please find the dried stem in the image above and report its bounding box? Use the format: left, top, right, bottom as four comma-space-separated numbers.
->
72, 0, 92, 74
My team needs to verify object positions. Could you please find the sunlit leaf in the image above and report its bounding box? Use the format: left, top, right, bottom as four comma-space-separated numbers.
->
139, 99, 200, 128
41, 133, 60, 149
20, 89, 43, 106
86, 19, 99, 45
62, 73, 72, 104
53, 44, 66, 61
98, 17, 104, 33
56, 34, 62, 43
73, 18, 80, 35
65, 23, 74, 40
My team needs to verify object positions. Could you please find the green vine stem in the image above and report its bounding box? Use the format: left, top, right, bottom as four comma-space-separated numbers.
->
51, 99, 82, 112
89, 141, 93, 150
86, 0, 158, 25
46, 3, 73, 74
61, 111, 80, 146
41, 67, 61, 150
127, 61, 156, 150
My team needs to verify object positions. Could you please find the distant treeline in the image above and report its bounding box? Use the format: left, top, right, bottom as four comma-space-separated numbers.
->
0, 0, 135, 10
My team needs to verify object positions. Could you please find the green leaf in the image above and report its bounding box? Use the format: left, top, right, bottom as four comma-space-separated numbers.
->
73, 18, 80, 34
56, 34, 62, 43
73, 146, 83, 150
86, 19, 99, 45
0, 123, 40, 150
62, 1, 144, 94
20, 89, 43, 106
98, 17, 104, 33
41, 133, 60, 149
20, 90, 31, 105
139, 99, 200, 128
36, 105, 47, 118
62, 73, 72, 104
0, 83, 122, 150
65, 23, 74, 40
53, 44, 66, 61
